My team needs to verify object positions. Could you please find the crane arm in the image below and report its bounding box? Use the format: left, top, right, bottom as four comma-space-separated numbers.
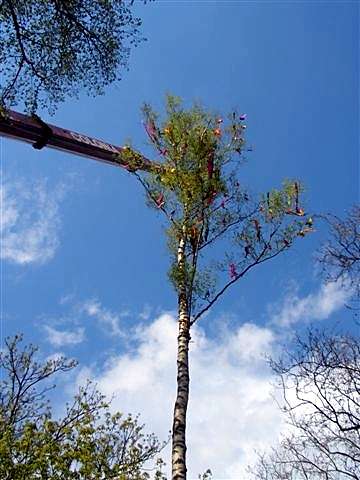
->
0, 109, 158, 173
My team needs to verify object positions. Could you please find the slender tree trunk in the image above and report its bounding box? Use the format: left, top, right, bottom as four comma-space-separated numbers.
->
172, 234, 191, 480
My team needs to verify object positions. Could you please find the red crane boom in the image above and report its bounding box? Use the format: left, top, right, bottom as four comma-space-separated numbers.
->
0, 110, 157, 173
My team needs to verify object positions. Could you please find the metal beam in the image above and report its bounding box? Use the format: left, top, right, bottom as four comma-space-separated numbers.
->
0, 110, 158, 173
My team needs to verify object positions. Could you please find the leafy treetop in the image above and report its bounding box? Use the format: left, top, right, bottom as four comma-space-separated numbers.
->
119, 95, 314, 323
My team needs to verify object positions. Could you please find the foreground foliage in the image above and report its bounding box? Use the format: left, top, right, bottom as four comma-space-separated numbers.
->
317, 206, 360, 310
249, 329, 360, 480
0, 335, 166, 480
0, 0, 148, 112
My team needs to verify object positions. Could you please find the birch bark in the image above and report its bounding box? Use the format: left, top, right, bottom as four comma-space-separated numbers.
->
171, 233, 191, 480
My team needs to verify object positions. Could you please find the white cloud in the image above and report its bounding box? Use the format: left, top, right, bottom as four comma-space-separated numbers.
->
0, 176, 66, 265
139, 303, 152, 321
82, 313, 282, 479
81, 299, 125, 337
44, 325, 85, 347
271, 279, 352, 327
45, 352, 66, 363
226, 322, 274, 362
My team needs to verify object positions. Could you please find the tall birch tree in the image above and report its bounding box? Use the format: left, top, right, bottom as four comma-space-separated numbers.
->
120, 95, 314, 480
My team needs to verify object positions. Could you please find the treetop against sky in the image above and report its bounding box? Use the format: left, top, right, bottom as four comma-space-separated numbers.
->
1, 1, 358, 477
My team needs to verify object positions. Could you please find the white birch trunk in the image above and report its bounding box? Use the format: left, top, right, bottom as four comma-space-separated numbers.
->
171, 233, 191, 480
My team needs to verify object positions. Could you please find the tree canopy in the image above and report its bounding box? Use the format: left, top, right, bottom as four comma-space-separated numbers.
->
0, 0, 148, 113
121, 95, 313, 324
317, 206, 360, 310
0, 335, 166, 480
249, 329, 360, 480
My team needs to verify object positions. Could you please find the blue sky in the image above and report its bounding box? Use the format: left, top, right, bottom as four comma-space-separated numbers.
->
1, 1, 358, 477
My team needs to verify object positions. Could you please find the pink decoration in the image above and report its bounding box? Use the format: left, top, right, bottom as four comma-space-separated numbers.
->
229, 263, 237, 279
155, 193, 165, 208
207, 158, 214, 178
206, 190, 217, 206
144, 120, 157, 140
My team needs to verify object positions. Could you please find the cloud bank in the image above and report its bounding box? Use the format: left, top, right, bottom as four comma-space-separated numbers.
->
85, 313, 282, 479
81, 299, 125, 337
60, 277, 350, 477
44, 325, 85, 347
271, 279, 352, 327
1, 176, 66, 265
